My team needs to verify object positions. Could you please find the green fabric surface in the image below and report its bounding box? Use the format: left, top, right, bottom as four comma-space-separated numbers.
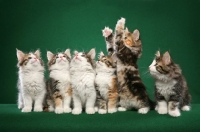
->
0, 104, 200, 131
0, 0, 200, 131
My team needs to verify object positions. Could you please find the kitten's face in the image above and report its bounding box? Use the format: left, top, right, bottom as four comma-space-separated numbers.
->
16, 49, 43, 67
47, 50, 71, 67
149, 51, 172, 81
71, 48, 95, 67
96, 52, 116, 69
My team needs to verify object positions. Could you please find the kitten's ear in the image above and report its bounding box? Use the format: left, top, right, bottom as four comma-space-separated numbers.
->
34, 49, 41, 58
125, 27, 129, 33
47, 51, 54, 61
155, 51, 161, 58
88, 48, 96, 59
16, 49, 25, 62
132, 29, 140, 41
99, 51, 104, 57
74, 50, 78, 55
162, 51, 171, 65
65, 49, 71, 59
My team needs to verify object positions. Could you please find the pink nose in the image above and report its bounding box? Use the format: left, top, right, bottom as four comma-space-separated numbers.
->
34, 58, 37, 60
60, 56, 63, 58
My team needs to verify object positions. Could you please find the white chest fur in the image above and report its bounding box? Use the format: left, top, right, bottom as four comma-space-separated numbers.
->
155, 79, 177, 101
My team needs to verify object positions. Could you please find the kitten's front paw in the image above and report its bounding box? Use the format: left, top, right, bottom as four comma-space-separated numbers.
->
22, 107, 32, 113
102, 27, 113, 38
18, 104, 24, 109
72, 108, 82, 115
94, 107, 98, 112
98, 109, 107, 114
108, 108, 117, 114
55, 108, 64, 114
116, 18, 126, 29
64, 107, 72, 113
157, 107, 168, 114
155, 105, 158, 111
86, 108, 95, 114
118, 107, 127, 111
34, 106, 43, 112
138, 107, 149, 114
181, 105, 190, 111
169, 109, 181, 117
48, 106, 54, 112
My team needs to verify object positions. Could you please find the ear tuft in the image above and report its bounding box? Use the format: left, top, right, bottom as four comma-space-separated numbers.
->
155, 51, 161, 58
162, 51, 171, 65
65, 49, 71, 59
34, 49, 40, 57
100, 51, 104, 57
16, 49, 25, 62
88, 48, 96, 59
47, 51, 54, 61
133, 29, 140, 41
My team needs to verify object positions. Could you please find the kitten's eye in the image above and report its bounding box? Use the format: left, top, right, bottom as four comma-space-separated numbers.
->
28, 57, 32, 59
81, 54, 85, 57
63, 55, 66, 58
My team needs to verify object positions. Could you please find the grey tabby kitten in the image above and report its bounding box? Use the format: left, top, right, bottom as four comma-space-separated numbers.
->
95, 51, 118, 114
149, 51, 191, 117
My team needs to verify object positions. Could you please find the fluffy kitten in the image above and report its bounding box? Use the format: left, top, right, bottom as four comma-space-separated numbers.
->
70, 48, 96, 115
45, 49, 72, 114
149, 51, 191, 117
102, 18, 154, 114
16, 49, 46, 112
95, 51, 118, 114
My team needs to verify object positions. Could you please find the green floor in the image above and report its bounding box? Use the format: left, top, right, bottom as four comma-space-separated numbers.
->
1, 104, 200, 131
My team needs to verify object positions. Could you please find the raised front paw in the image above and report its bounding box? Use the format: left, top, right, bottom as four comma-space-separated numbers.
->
102, 27, 113, 37
116, 17, 126, 30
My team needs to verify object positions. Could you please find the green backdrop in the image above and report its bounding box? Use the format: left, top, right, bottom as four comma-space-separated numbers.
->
1, 0, 200, 131
1, 0, 199, 104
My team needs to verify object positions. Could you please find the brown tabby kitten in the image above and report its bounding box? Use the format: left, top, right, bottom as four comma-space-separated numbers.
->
95, 52, 118, 114
149, 51, 191, 117
102, 18, 154, 114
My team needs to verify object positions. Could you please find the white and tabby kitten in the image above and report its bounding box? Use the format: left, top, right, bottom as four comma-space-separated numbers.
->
70, 48, 96, 115
45, 49, 72, 114
95, 52, 118, 114
16, 49, 46, 112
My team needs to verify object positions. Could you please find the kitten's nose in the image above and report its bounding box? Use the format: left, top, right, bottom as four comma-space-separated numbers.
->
60, 56, 63, 58
34, 57, 37, 60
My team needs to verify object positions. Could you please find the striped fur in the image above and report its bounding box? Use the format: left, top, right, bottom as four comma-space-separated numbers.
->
149, 51, 191, 117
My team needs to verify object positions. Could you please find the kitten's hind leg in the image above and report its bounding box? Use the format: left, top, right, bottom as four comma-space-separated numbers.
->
72, 94, 82, 115
181, 105, 190, 111
18, 92, 24, 109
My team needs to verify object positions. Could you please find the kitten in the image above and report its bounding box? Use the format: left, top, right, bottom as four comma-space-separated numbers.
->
149, 51, 191, 117
102, 18, 154, 114
95, 51, 118, 114
16, 49, 46, 112
70, 48, 96, 115
45, 49, 72, 114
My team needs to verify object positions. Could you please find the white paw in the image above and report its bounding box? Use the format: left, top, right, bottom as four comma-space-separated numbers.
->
138, 107, 149, 114
86, 108, 95, 114
64, 107, 72, 113
48, 106, 54, 112
118, 107, 127, 111
116, 18, 126, 28
34, 106, 43, 112
108, 108, 117, 114
157, 107, 168, 114
169, 109, 181, 117
181, 105, 190, 111
94, 107, 98, 112
22, 107, 32, 113
55, 108, 64, 114
98, 109, 107, 114
72, 108, 82, 115
102, 27, 113, 37
18, 105, 24, 109
155, 105, 158, 111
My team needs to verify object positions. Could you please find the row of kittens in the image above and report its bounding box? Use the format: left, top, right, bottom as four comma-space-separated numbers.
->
16, 18, 191, 117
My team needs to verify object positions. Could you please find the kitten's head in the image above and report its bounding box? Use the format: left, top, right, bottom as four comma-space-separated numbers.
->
47, 49, 71, 69
118, 28, 142, 57
96, 51, 116, 71
16, 49, 44, 68
71, 48, 96, 68
149, 51, 182, 81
